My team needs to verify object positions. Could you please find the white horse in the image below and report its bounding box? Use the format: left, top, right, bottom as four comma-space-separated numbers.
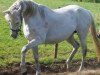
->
4, 0, 100, 75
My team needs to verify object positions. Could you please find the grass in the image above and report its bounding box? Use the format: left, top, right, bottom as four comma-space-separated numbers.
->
0, 0, 100, 66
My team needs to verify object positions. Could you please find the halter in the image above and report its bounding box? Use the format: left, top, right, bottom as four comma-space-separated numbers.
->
10, 28, 21, 33
10, 15, 22, 33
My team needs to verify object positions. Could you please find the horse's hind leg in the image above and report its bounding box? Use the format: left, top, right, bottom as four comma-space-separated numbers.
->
77, 30, 88, 71
66, 34, 80, 69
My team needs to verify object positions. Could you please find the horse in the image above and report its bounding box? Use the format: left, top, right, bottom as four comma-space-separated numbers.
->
3, 0, 100, 75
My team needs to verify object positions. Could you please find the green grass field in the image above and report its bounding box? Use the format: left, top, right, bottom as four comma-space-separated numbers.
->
0, 0, 100, 66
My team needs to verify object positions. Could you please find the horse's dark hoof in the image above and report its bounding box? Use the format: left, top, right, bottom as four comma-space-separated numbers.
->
22, 71, 27, 75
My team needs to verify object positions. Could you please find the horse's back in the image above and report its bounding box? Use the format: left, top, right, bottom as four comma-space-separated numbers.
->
54, 5, 81, 13
55, 5, 92, 32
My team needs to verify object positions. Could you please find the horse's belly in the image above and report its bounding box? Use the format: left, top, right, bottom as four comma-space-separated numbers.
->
45, 27, 75, 44
45, 37, 67, 44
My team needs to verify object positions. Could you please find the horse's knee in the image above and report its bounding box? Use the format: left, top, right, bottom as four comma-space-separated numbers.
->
21, 45, 28, 54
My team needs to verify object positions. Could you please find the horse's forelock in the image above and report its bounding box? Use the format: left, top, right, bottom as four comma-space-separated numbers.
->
7, 0, 22, 14
7, 0, 39, 18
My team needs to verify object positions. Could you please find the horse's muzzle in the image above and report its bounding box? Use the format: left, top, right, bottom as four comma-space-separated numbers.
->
10, 29, 20, 39
11, 34, 18, 39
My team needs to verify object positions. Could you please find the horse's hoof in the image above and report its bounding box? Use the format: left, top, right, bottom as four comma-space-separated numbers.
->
22, 71, 27, 75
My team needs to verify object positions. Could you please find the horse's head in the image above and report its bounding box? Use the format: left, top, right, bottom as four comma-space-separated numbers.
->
4, 1, 22, 39
4, 0, 38, 39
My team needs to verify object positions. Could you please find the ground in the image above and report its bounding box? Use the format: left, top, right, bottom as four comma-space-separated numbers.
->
0, 59, 100, 75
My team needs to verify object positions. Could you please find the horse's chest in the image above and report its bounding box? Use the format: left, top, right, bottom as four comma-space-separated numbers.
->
23, 25, 35, 40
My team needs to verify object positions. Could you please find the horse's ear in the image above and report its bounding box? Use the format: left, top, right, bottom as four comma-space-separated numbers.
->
3, 10, 11, 15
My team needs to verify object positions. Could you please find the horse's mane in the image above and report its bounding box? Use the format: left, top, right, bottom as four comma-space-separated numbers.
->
9, 0, 39, 17
21, 0, 38, 16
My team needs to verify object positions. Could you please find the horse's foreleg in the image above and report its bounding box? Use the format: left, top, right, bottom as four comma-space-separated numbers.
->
20, 36, 44, 75
66, 35, 79, 69
32, 47, 41, 75
20, 45, 28, 75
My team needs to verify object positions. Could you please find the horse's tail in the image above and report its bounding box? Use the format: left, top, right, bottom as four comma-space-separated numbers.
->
89, 13, 100, 61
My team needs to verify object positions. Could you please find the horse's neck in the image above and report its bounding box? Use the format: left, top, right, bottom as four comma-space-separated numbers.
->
45, 7, 57, 15
22, 5, 63, 27
44, 6, 61, 19
43, 6, 66, 25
